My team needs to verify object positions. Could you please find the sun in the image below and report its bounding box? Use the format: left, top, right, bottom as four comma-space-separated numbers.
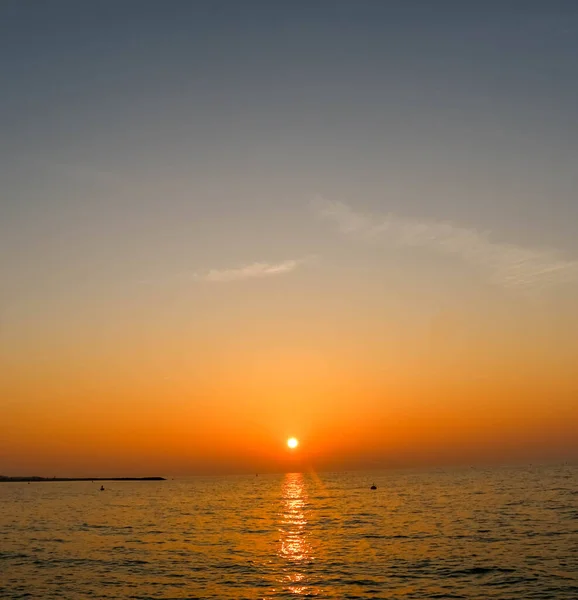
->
287, 437, 299, 449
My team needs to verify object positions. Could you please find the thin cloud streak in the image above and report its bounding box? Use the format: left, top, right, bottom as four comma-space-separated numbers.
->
195, 259, 302, 283
314, 197, 578, 291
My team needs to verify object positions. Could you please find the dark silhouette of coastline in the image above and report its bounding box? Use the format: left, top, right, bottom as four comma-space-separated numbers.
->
0, 476, 165, 482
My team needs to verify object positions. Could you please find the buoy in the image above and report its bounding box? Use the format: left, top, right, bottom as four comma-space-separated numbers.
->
370, 483, 377, 490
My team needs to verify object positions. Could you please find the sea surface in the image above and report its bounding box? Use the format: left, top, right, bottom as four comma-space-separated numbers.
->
1, 465, 577, 599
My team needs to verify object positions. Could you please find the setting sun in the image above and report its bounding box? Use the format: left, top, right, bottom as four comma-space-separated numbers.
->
287, 437, 299, 449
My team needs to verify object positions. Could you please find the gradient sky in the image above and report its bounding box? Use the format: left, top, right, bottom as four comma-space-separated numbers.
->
1, 1, 578, 475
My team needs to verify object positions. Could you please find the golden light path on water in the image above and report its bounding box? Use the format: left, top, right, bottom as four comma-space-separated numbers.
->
277, 472, 318, 596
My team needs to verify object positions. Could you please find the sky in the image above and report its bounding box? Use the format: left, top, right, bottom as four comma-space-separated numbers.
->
1, 0, 578, 476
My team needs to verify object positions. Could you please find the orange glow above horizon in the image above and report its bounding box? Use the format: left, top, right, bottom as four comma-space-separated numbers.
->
2, 287, 578, 476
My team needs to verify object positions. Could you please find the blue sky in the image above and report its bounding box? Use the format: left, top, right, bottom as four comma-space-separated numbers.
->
3, 0, 578, 319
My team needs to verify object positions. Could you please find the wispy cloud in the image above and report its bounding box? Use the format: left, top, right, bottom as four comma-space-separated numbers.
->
313, 196, 578, 291
137, 258, 314, 286
194, 259, 303, 283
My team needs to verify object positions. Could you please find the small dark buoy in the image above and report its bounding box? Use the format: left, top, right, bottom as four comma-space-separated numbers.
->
100, 485, 105, 491
370, 483, 377, 490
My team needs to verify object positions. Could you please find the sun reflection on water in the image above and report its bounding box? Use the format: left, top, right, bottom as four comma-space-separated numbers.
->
277, 472, 317, 596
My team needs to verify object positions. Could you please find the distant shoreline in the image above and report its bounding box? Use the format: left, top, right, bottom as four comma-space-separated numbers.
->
0, 476, 166, 482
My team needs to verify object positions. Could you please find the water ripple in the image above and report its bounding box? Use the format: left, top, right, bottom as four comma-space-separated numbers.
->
0, 465, 576, 598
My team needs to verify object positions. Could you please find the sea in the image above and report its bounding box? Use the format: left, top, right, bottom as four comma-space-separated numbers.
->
1, 465, 576, 599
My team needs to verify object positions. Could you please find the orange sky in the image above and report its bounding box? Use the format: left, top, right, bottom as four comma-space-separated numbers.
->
2, 277, 577, 475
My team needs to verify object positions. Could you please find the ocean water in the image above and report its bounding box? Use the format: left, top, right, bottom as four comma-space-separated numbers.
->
1, 465, 576, 599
